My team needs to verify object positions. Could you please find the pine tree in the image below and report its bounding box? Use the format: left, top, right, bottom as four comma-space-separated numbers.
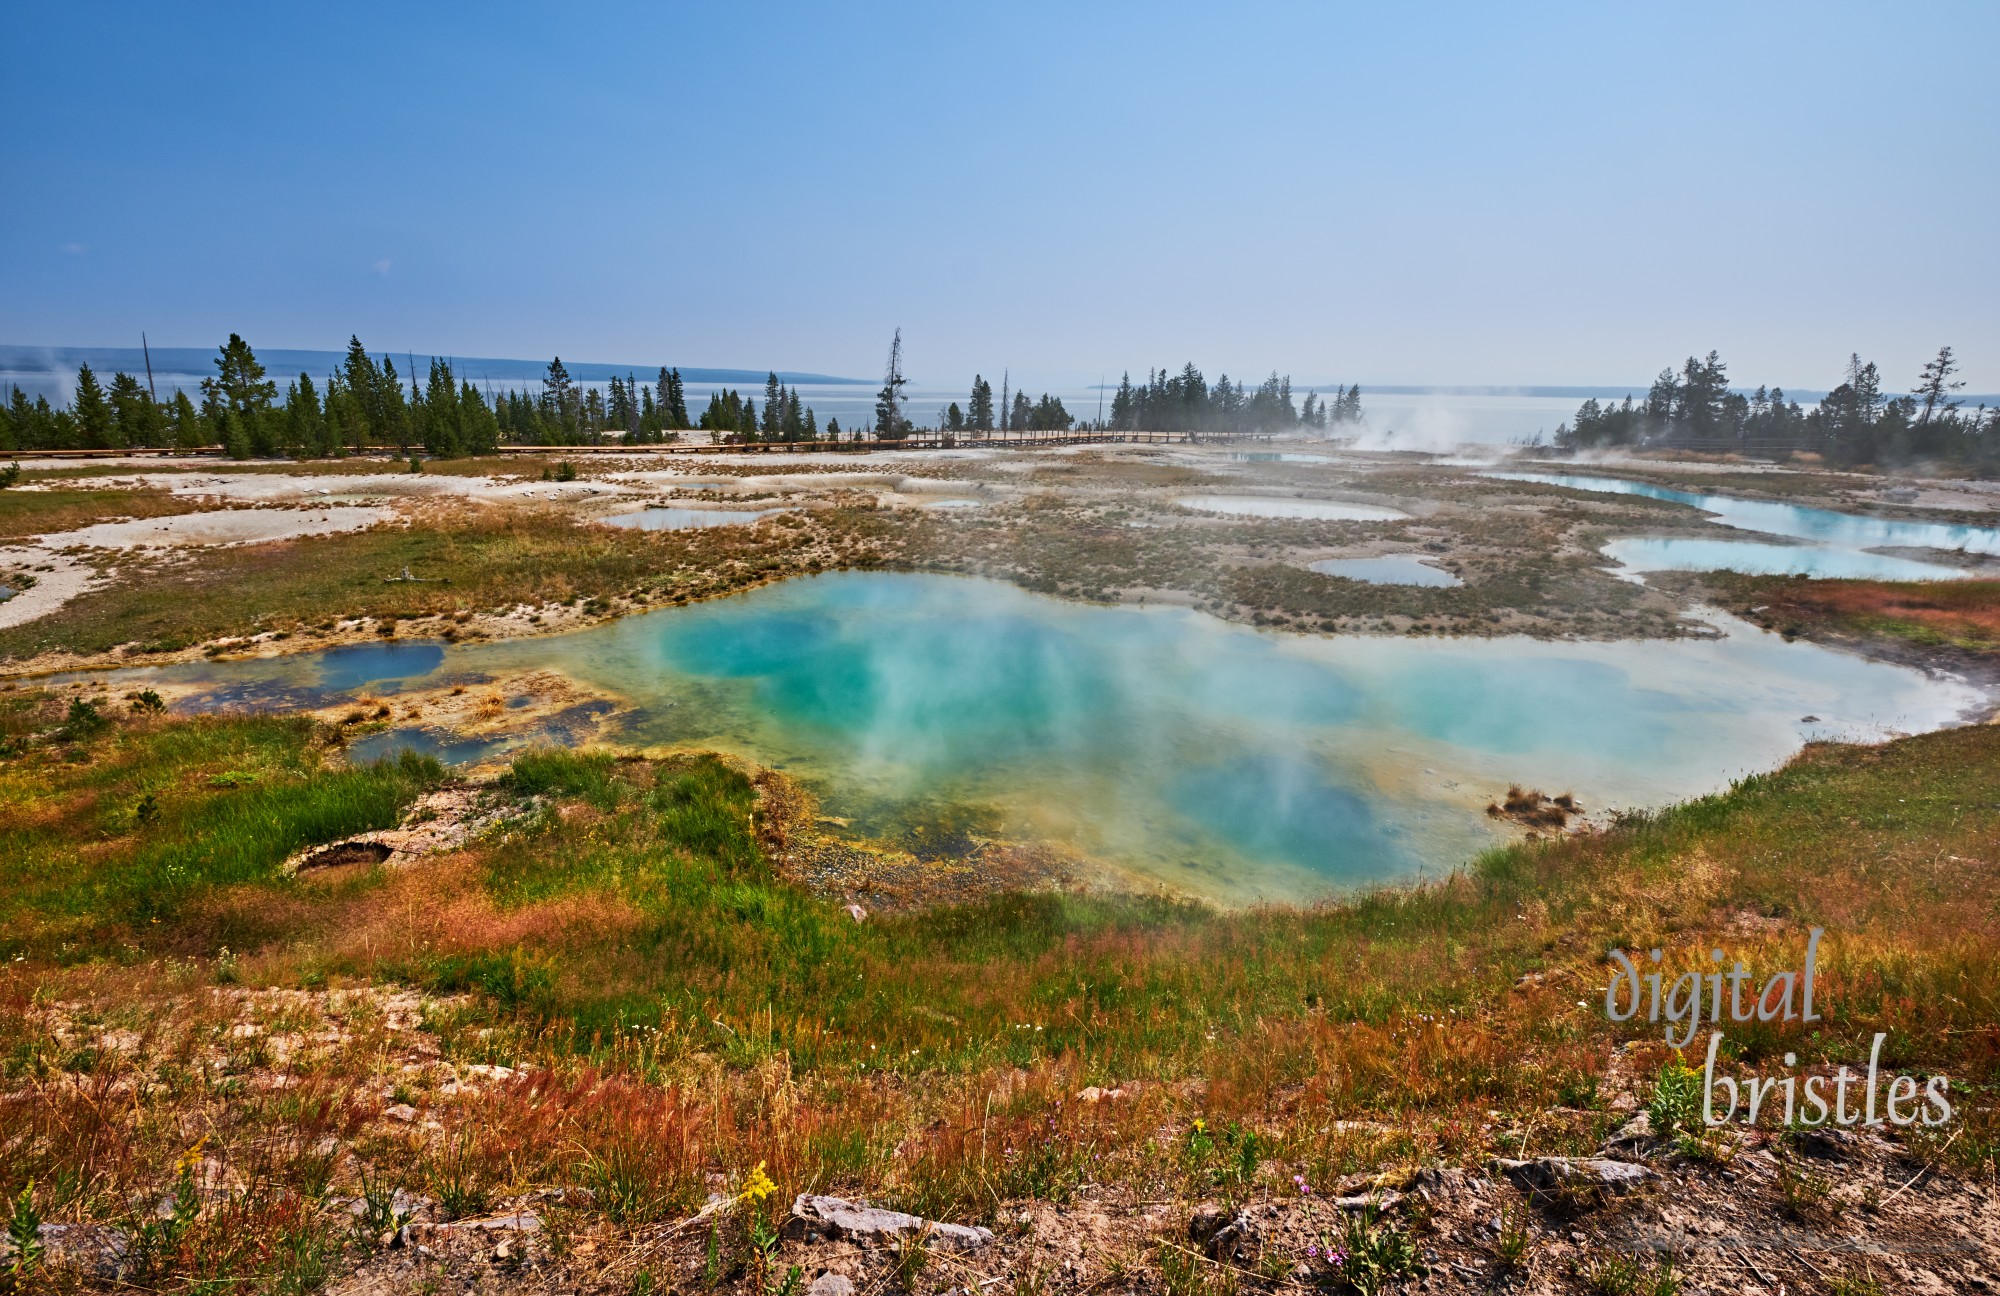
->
968, 375, 994, 432
379, 356, 411, 453
72, 364, 116, 449
1913, 346, 1964, 426
1108, 372, 1135, 430
421, 359, 463, 456
198, 336, 278, 456
1029, 393, 1071, 431
170, 390, 209, 451
608, 375, 629, 438
108, 371, 163, 447
460, 379, 498, 454
666, 368, 689, 428
284, 373, 328, 457
344, 337, 385, 448
762, 372, 783, 441
784, 387, 804, 441
664, 370, 688, 440
875, 330, 910, 440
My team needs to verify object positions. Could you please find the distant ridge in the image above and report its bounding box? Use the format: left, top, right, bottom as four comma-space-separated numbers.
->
0, 345, 869, 388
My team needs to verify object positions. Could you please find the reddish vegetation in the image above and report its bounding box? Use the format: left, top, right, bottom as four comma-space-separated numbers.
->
1737, 577, 2000, 650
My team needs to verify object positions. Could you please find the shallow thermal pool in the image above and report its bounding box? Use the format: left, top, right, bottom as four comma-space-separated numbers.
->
1309, 555, 1463, 587
95, 572, 1978, 902
1177, 495, 1409, 522
602, 507, 788, 531
1600, 538, 1971, 581
1490, 471, 2000, 580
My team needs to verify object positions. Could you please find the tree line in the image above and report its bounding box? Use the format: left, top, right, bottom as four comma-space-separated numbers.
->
926, 365, 1364, 439
0, 334, 717, 457
1553, 347, 1996, 469
1105, 365, 1362, 434
4, 330, 1364, 455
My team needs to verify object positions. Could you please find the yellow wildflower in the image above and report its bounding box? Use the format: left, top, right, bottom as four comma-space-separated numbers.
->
174, 1135, 209, 1178
740, 1160, 777, 1205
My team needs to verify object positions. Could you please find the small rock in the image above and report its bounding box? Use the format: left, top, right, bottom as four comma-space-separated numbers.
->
1203, 1210, 1257, 1263
384, 1102, 419, 1122
1791, 1126, 1859, 1160
1490, 1156, 1654, 1195
1188, 1205, 1230, 1243
1605, 1110, 1655, 1151
19, 1223, 131, 1280
845, 904, 867, 922
809, 1275, 857, 1296
404, 1211, 541, 1248
791, 1194, 992, 1252
1330, 1193, 1402, 1212
1411, 1166, 1469, 1198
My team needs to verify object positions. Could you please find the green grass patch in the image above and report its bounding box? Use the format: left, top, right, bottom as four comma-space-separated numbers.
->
0, 700, 442, 955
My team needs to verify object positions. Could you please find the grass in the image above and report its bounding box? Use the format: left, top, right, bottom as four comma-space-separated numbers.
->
0, 693, 442, 957
0, 485, 208, 539
0, 701, 1992, 1288
0, 502, 876, 660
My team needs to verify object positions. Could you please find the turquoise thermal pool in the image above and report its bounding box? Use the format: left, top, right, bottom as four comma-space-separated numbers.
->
91, 572, 1979, 902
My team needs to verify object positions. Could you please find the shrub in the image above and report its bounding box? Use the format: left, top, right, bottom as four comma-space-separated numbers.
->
61, 697, 109, 740
1647, 1057, 1701, 1138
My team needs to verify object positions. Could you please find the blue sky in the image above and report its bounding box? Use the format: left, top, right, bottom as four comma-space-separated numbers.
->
4, 2, 1996, 390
